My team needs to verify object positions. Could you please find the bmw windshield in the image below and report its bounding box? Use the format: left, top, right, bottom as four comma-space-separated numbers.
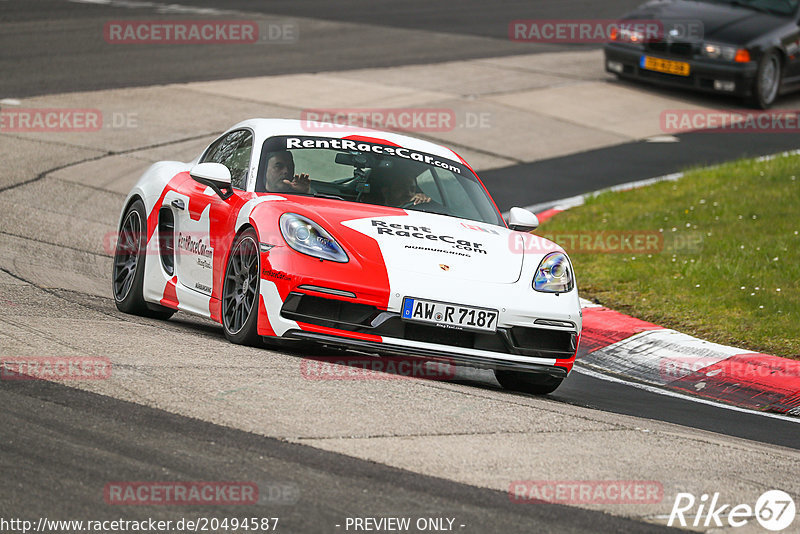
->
702, 0, 799, 15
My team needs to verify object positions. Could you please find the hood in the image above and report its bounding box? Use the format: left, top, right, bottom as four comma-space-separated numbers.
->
340, 211, 527, 284
628, 0, 790, 44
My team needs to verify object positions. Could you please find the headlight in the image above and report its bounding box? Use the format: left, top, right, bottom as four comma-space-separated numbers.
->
533, 252, 574, 293
610, 26, 646, 44
702, 42, 750, 62
279, 213, 349, 263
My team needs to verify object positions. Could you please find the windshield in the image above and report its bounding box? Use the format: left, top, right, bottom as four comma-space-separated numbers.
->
256, 135, 504, 226
702, 0, 799, 15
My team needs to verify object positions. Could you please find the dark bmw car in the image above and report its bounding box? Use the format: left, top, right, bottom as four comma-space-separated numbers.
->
604, 0, 800, 108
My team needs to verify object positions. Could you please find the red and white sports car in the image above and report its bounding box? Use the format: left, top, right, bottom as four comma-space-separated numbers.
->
113, 119, 581, 394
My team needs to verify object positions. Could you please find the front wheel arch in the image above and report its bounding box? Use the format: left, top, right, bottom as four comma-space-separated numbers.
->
112, 197, 174, 320
221, 225, 262, 346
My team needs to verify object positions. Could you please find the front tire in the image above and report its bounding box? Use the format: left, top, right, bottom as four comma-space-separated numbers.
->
112, 199, 174, 319
222, 228, 262, 346
749, 50, 782, 109
495, 369, 563, 395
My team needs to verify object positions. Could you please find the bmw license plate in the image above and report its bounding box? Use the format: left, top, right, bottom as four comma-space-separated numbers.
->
640, 55, 690, 76
402, 297, 498, 333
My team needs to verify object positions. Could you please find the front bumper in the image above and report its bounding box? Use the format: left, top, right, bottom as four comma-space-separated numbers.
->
284, 330, 570, 379
604, 43, 758, 97
278, 291, 577, 376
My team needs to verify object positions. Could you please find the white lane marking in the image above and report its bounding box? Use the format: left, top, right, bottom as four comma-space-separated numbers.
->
0, 99, 22, 106
645, 135, 680, 143
67, 0, 232, 15
756, 148, 800, 162
579, 297, 602, 309
522, 172, 684, 215
573, 365, 800, 424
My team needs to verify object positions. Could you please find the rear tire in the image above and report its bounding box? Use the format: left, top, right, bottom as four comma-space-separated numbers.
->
495, 370, 563, 395
222, 228, 262, 346
112, 199, 175, 320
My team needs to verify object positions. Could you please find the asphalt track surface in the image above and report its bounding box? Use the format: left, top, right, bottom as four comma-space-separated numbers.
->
483, 132, 800, 211
1, 378, 677, 532
2, 1, 799, 532
556, 370, 799, 450
0, 0, 643, 98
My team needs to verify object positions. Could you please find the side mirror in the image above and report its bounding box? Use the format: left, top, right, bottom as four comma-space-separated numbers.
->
190, 162, 234, 200
507, 207, 539, 232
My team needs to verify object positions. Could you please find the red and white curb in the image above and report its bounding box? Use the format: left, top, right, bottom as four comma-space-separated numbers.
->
577, 299, 800, 417
525, 155, 800, 417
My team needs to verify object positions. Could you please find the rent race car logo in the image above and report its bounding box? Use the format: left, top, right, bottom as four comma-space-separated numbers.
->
669, 490, 796, 531
177, 232, 213, 258
371, 220, 486, 254
285, 137, 462, 174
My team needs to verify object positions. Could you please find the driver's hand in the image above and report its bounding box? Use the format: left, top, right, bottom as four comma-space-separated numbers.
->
409, 192, 431, 205
283, 173, 310, 193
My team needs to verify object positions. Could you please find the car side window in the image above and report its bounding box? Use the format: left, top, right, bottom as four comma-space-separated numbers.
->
201, 130, 253, 190
432, 169, 496, 221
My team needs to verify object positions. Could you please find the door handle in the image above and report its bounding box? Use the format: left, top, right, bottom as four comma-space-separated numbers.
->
171, 199, 185, 210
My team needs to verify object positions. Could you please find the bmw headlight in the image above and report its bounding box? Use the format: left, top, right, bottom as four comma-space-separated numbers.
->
533, 252, 574, 293
610, 25, 646, 44
279, 213, 349, 263
702, 42, 750, 62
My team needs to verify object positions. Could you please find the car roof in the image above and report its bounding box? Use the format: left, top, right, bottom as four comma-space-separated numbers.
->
226, 118, 468, 165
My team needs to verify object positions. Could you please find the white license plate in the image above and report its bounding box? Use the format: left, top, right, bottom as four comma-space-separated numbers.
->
401, 297, 498, 333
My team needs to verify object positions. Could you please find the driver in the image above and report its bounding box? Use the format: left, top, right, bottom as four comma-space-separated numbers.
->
260, 151, 311, 193
381, 175, 431, 207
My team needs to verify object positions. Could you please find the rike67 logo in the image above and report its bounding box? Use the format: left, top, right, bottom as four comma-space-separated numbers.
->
669, 490, 796, 531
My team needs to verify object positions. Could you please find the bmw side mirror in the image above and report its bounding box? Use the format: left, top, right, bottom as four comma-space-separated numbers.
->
507, 207, 539, 232
190, 162, 234, 200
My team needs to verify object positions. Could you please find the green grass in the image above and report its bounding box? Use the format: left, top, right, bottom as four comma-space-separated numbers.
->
536, 153, 800, 360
